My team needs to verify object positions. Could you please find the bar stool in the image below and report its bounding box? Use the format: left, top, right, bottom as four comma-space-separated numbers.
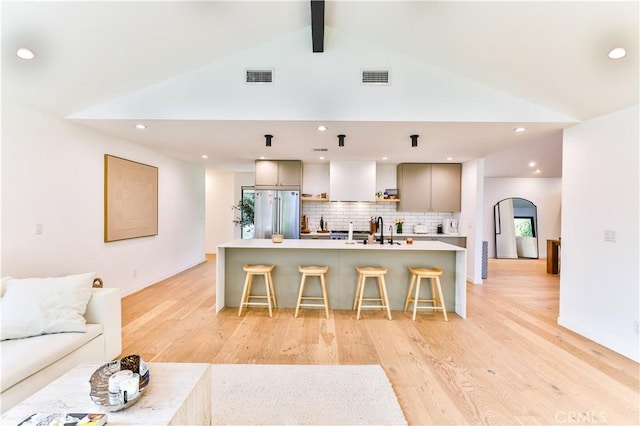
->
295, 265, 330, 319
353, 266, 392, 320
238, 264, 277, 317
404, 267, 448, 321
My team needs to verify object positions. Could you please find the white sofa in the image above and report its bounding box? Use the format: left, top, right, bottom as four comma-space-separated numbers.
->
1, 287, 122, 413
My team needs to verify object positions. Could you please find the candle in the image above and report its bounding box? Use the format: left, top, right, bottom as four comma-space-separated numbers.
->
108, 370, 133, 394
119, 374, 140, 404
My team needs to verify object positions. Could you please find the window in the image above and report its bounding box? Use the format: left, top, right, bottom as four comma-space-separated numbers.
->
514, 216, 536, 237
239, 187, 255, 239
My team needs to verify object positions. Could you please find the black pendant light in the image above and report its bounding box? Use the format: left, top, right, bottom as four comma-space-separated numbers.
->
410, 134, 419, 147
265, 134, 273, 147
337, 134, 345, 147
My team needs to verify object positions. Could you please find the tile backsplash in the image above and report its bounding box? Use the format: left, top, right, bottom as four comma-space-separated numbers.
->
302, 201, 454, 233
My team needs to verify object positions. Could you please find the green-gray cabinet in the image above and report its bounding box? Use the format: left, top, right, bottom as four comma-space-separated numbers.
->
255, 160, 302, 188
397, 163, 461, 212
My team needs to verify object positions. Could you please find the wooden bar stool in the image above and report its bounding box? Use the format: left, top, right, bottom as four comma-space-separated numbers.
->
295, 265, 330, 319
353, 266, 392, 320
238, 264, 277, 317
404, 267, 448, 321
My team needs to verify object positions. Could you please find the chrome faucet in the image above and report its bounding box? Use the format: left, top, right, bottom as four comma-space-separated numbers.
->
376, 216, 384, 244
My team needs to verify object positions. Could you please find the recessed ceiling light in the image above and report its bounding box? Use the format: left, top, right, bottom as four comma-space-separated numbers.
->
446, 157, 453, 161
201, 154, 208, 159
514, 127, 526, 133
382, 156, 388, 160
529, 161, 536, 167
319, 156, 325, 160
259, 156, 266, 160
135, 124, 146, 130
608, 47, 626, 60
534, 169, 541, 174
317, 125, 327, 132
16, 48, 36, 60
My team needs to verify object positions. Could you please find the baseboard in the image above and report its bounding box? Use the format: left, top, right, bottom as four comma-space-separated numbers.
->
121, 258, 206, 298
557, 316, 639, 362
467, 274, 483, 284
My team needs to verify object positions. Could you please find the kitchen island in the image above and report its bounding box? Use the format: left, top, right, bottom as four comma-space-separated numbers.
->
216, 239, 466, 318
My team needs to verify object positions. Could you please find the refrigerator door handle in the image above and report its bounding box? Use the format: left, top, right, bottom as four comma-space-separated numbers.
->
273, 196, 282, 234
276, 196, 282, 234
272, 197, 277, 235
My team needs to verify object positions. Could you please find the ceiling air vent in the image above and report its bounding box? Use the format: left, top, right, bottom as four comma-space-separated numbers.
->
362, 69, 390, 85
245, 69, 273, 84
313, 148, 328, 152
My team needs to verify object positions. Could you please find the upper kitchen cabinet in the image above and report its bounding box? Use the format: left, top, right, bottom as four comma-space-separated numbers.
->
397, 163, 461, 212
330, 161, 376, 202
431, 163, 461, 212
255, 160, 302, 188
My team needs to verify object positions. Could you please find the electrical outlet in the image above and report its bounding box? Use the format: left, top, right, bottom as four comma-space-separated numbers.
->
604, 230, 616, 242
133, 269, 138, 278
634, 320, 639, 335
35, 223, 43, 235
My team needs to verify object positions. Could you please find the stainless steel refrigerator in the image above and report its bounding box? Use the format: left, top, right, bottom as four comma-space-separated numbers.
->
253, 190, 300, 239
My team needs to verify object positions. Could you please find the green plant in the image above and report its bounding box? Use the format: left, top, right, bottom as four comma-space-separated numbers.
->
232, 197, 254, 227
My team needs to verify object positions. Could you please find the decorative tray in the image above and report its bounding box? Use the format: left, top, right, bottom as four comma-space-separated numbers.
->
89, 355, 150, 412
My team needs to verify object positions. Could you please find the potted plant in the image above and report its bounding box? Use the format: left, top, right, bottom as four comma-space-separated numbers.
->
232, 198, 254, 229
394, 217, 405, 233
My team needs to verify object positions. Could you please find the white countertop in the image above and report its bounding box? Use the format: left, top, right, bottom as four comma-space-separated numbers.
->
376, 232, 465, 238
218, 239, 465, 251
302, 231, 465, 238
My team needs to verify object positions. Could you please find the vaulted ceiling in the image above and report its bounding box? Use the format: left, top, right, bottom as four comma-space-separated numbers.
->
3, 1, 638, 176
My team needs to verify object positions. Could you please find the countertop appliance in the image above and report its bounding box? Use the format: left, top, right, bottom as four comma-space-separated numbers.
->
254, 190, 300, 239
443, 218, 459, 235
413, 224, 429, 234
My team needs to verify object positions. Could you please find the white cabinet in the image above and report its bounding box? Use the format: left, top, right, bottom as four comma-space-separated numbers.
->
255, 160, 302, 188
302, 164, 329, 195
329, 161, 376, 202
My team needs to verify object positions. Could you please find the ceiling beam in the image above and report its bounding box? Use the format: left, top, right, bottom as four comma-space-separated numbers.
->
311, 0, 324, 53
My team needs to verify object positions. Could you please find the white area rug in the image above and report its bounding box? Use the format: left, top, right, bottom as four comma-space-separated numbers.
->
211, 364, 407, 425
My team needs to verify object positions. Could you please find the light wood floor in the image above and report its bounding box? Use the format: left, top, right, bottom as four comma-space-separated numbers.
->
121, 256, 639, 425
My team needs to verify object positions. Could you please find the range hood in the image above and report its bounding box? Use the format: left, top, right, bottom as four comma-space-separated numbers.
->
329, 161, 376, 202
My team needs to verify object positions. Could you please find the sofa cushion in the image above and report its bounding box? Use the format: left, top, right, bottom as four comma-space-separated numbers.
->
0, 324, 103, 392
0, 272, 95, 340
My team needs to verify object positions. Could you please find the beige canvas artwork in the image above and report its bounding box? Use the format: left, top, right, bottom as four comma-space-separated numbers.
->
104, 154, 158, 242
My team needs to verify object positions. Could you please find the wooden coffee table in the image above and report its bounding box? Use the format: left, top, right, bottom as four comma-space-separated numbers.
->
0, 362, 211, 425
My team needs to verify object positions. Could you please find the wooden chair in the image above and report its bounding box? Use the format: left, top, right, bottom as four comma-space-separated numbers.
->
238, 264, 277, 317
295, 265, 330, 319
353, 266, 392, 320
404, 267, 448, 321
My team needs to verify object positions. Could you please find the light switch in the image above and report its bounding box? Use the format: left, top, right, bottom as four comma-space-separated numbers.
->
35, 223, 43, 235
604, 230, 616, 242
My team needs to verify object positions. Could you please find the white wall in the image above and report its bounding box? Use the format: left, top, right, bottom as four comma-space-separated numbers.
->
2, 103, 205, 297
76, 28, 574, 125
484, 178, 562, 259
459, 159, 484, 284
205, 170, 256, 252
205, 169, 234, 253
559, 104, 639, 362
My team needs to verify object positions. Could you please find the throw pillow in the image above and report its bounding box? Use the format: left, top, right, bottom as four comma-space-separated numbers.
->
0, 272, 96, 340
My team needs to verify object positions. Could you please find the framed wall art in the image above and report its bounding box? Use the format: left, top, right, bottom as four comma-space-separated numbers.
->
104, 154, 158, 242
